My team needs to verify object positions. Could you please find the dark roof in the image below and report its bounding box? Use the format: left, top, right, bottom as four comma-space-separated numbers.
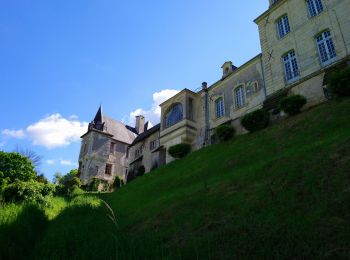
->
126, 121, 150, 135
93, 105, 103, 124
130, 123, 160, 146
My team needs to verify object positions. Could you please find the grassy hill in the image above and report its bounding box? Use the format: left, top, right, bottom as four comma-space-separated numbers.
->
1, 99, 350, 259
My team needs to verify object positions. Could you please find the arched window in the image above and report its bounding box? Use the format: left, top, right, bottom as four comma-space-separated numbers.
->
215, 97, 224, 118
164, 103, 183, 128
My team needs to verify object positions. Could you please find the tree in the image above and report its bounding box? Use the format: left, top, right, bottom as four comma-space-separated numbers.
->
0, 151, 36, 191
13, 146, 43, 170
36, 174, 48, 184
53, 172, 63, 184
61, 169, 81, 189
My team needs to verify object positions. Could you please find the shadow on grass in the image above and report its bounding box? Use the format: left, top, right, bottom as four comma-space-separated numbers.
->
0, 204, 48, 260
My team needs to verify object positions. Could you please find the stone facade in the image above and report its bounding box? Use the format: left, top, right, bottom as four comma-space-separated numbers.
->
79, 0, 350, 183
255, 0, 350, 107
78, 106, 149, 185
127, 124, 166, 176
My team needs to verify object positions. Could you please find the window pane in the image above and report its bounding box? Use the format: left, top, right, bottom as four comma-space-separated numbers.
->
215, 98, 224, 118
317, 31, 336, 64
165, 103, 183, 128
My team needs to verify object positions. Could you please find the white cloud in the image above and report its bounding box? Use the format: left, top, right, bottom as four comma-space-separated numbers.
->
1, 114, 88, 149
46, 158, 77, 167
1, 129, 26, 139
26, 114, 88, 149
59, 159, 77, 167
46, 159, 56, 165
125, 89, 179, 125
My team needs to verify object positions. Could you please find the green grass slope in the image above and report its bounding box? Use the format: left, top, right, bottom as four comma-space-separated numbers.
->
1, 99, 350, 259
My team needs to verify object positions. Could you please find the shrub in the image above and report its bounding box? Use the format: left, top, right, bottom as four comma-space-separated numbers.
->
69, 185, 84, 197
280, 94, 307, 116
113, 176, 123, 189
0, 152, 36, 189
168, 143, 192, 159
136, 165, 145, 177
327, 67, 350, 97
241, 109, 270, 132
2, 180, 54, 204
61, 169, 81, 189
215, 124, 236, 142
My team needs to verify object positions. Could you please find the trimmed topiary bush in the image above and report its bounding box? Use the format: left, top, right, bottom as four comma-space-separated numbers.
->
280, 94, 307, 116
241, 109, 270, 132
168, 143, 192, 159
215, 124, 236, 142
327, 67, 350, 97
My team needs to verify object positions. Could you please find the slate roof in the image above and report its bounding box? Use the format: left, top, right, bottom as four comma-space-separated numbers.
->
83, 105, 151, 144
130, 123, 160, 146
103, 115, 138, 144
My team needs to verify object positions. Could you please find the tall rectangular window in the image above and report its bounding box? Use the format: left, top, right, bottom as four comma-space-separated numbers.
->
188, 98, 193, 120
277, 15, 290, 38
307, 0, 324, 17
235, 86, 246, 109
215, 98, 224, 118
283, 50, 299, 83
150, 139, 158, 150
110, 142, 116, 154
316, 30, 337, 65
105, 164, 112, 175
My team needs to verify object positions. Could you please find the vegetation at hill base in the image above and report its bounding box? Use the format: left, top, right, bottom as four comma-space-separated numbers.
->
1, 98, 350, 259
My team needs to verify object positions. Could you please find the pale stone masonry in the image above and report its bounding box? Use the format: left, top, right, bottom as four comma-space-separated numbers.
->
78, 106, 150, 185
78, 0, 350, 185
255, 0, 350, 106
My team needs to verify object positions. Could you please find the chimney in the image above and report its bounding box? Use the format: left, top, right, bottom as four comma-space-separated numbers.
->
202, 82, 208, 91
135, 115, 145, 134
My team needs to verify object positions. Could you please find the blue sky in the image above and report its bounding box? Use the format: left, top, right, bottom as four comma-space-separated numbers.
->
0, 0, 268, 181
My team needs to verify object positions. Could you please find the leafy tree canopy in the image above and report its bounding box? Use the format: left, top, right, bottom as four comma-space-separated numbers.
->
0, 151, 36, 189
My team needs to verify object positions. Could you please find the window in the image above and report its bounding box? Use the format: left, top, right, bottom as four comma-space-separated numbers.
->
188, 98, 194, 120
110, 142, 116, 154
307, 0, 324, 17
235, 86, 246, 109
105, 164, 112, 175
215, 97, 224, 118
115, 142, 126, 153
150, 139, 158, 150
135, 145, 144, 157
277, 15, 290, 38
165, 103, 183, 128
316, 30, 336, 65
283, 50, 300, 82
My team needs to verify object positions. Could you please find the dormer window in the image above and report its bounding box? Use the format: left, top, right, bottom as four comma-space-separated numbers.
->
221, 61, 234, 78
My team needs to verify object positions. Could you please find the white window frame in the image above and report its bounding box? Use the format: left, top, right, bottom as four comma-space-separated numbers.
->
276, 15, 291, 38
306, 0, 324, 17
215, 97, 224, 118
282, 50, 300, 83
234, 85, 246, 109
316, 30, 337, 66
